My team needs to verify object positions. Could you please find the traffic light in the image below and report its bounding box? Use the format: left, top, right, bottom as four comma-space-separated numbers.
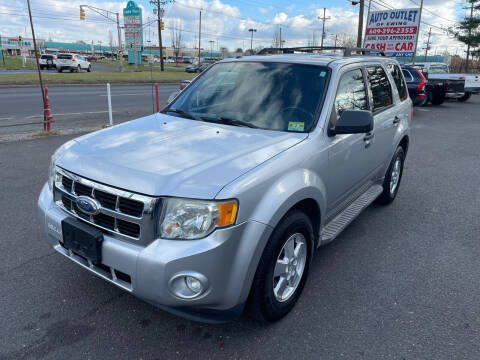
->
160, 21, 165, 31
80, 7, 85, 20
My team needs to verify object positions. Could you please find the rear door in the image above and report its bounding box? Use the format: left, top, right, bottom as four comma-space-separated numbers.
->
365, 64, 401, 171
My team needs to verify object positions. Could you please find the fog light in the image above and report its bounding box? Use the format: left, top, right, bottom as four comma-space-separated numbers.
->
185, 276, 202, 293
169, 272, 209, 299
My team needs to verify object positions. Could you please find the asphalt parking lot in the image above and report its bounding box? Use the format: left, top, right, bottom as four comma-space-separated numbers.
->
0, 97, 479, 359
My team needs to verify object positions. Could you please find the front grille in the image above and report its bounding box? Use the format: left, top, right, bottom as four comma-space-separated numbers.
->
75, 182, 93, 197
53, 167, 158, 243
118, 198, 144, 217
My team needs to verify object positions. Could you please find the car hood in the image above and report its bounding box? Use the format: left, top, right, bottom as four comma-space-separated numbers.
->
57, 113, 307, 198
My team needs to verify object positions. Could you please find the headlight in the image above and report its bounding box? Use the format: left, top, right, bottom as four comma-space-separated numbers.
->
47, 154, 57, 191
159, 198, 238, 239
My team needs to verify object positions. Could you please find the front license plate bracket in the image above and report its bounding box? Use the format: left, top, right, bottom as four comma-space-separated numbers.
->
62, 217, 104, 264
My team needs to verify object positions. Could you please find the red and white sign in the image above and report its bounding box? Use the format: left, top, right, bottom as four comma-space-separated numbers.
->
364, 8, 421, 57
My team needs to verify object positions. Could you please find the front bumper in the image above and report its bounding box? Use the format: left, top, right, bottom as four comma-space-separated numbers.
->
38, 183, 272, 322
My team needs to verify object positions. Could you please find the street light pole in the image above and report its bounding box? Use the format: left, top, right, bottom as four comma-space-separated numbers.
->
198, 9, 202, 71
249, 28, 257, 53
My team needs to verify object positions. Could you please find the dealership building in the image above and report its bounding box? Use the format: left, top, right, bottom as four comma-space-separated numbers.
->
1, 36, 221, 59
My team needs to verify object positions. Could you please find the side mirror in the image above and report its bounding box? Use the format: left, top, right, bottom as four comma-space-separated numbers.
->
168, 91, 180, 104
330, 110, 373, 135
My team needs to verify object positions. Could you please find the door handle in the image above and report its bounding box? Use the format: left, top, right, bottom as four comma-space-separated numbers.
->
393, 116, 401, 125
364, 132, 374, 148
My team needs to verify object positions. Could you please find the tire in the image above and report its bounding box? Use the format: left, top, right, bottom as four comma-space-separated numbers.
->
57, 68, 62, 73
377, 146, 405, 205
76, 65, 81, 73
430, 91, 445, 105
248, 210, 314, 322
70, 67, 74, 73
458, 92, 471, 102
40, 65, 45, 70
87, 65, 91, 72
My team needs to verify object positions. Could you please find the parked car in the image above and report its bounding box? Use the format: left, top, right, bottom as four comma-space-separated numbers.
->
165, 58, 175, 64
39, 54, 57, 70
402, 65, 448, 106
56, 53, 92, 73
409, 62, 480, 102
39, 50, 411, 323
401, 65, 427, 106
185, 63, 199, 73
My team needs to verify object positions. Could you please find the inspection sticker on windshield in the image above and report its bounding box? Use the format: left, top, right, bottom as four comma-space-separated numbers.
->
288, 122, 305, 132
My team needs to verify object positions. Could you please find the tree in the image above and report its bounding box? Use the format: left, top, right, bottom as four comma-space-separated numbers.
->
306, 32, 319, 47
336, 33, 357, 48
272, 26, 282, 48
170, 19, 183, 66
455, 0, 480, 72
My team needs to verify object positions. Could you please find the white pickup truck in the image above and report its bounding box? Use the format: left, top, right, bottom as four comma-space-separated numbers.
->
412, 62, 480, 102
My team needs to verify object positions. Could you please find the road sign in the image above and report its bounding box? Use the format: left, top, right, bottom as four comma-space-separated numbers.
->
123, 0, 143, 64
364, 8, 421, 57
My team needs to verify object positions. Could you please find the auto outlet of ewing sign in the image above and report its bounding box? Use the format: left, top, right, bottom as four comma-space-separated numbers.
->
364, 8, 421, 57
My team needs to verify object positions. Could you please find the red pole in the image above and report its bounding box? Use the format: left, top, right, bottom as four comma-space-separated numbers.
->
44, 87, 53, 131
155, 83, 159, 113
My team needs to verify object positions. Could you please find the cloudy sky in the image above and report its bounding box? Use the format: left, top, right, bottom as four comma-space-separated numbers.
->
0, 0, 470, 55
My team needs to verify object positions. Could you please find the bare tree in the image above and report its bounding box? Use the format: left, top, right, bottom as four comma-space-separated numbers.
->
170, 19, 183, 66
272, 26, 282, 48
336, 33, 356, 48
307, 32, 319, 47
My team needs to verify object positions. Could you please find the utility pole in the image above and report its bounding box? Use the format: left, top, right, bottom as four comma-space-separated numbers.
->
356, 0, 364, 48
411, 0, 423, 65
279, 26, 282, 48
151, 0, 172, 72
318, 8, 330, 48
424, 27, 432, 62
26, 0, 47, 131
198, 9, 202, 70
115, 12, 123, 72
363, 0, 372, 47
249, 28, 257, 53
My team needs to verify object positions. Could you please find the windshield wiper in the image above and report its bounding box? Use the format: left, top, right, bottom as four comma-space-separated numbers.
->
166, 108, 201, 121
200, 116, 259, 129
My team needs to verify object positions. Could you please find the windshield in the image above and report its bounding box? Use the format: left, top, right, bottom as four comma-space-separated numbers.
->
429, 64, 449, 74
167, 61, 330, 132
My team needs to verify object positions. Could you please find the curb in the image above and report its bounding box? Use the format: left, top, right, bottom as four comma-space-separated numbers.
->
0, 82, 183, 88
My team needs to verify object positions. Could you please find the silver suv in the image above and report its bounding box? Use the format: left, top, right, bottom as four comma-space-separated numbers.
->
38, 48, 411, 323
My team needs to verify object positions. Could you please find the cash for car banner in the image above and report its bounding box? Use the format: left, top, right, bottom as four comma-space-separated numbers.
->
364, 8, 421, 57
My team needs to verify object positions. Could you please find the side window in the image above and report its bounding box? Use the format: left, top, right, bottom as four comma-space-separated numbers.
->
402, 69, 414, 82
366, 66, 393, 111
388, 64, 408, 101
333, 69, 368, 122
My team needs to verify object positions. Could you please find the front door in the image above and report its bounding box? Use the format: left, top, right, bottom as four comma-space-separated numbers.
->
325, 67, 376, 215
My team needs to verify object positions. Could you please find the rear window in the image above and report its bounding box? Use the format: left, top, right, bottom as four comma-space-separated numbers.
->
41, 55, 52, 60
388, 64, 408, 101
429, 64, 448, 74
58, 54, 72, 60
402, 69, 414, 82
367, 66, 393, 112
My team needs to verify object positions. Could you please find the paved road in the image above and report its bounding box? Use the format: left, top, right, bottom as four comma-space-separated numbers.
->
1, 97, 480, 359
0, 85, 178, 137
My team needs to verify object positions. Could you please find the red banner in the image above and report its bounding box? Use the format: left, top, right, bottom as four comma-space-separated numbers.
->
366, 26, 418, 36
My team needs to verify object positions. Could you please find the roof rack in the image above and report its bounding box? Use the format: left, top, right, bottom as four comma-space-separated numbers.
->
257, 46, 385, 57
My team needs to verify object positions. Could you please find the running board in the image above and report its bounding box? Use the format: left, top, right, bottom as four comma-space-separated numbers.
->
320, 185, 383, 245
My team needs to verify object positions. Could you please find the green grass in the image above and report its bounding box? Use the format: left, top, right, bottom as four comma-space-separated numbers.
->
0, 57, 37, 70
0, 70, 196, 85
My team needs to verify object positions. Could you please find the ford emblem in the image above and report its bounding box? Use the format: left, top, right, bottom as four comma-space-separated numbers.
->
76, 196, 100, 215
